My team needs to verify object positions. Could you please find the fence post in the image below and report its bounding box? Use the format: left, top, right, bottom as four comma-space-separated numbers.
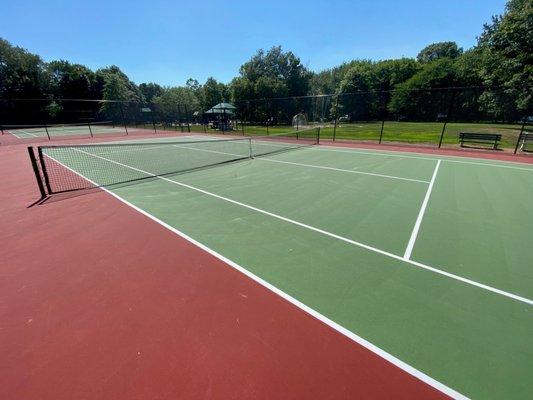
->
514, 119, 527, 154
120, 103, 128, 135
379, 119, 385, 144
333, 94, 339, 141
184, 104, 191, 132
438, 89, 456, 148
438, 122, 448, 148
44, 124, 51, 140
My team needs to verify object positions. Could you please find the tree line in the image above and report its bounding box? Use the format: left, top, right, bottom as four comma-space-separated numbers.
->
1, 0, 531, 125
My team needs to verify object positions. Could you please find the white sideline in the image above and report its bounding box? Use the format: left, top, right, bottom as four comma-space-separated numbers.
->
43, 152, 468, 399
404, 160, 441, 260
65, 148, 533, 306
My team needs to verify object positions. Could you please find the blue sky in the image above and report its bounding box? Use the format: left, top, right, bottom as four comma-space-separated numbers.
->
1, 0, 507, 86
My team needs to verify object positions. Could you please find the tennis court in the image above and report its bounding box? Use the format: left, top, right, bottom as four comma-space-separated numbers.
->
3, 121, 126, 139
29, 132, 532, 399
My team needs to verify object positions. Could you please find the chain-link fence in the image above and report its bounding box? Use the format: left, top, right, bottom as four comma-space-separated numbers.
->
2, 87, 531, 152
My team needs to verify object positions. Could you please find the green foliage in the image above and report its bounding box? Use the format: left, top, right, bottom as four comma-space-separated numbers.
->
152, 86, 200, 123
417, 41, 463, 63
232, 46, 310, 109
0, 0, 530, 126
476, 0, 532, 119
139, 82, 163, 103
0, 38, 49, 99
389, 59, 458, 120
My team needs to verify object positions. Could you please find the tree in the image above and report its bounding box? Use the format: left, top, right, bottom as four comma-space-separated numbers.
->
47, 60, 96, 99
0, 38, 50, 122
389, 59, 459, 120
201, 77, 229, 109
417, 41, 463, 63
337, 62, 378, 120
139, 82, 163, 103
152, 87, 200, 123
476, 0, 532, 120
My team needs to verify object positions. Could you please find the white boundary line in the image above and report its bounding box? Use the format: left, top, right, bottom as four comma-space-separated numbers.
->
404, 160, 441, 260
43, 152, 468, 399
59, 148, 533, 306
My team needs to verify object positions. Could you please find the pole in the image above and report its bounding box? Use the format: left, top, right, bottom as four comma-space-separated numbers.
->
438, 89, 456, 148
44, 124, 51, 140
87, 122, 93, 138
514, 119, 527, 154
150, 106, 157, 134
177, 104, 184, 132
379, 119, 385, 144
184, 104, 191, 133
333, 95, 339, 141
120, 103, 128, 135
27, 147, 47, 199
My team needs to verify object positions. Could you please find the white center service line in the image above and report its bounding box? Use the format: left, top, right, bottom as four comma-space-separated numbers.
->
404, 160, 441, 260
64, 148, 533, 306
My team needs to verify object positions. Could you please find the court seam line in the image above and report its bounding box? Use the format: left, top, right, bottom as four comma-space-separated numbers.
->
404, 160, 441, 260
65, 148, 533, 306
42, 152, 469, 400
169, 143, 430, 184
313, 146, 533, 171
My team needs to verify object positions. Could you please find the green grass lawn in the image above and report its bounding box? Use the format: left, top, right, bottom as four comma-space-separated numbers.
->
145, 121, 530, 151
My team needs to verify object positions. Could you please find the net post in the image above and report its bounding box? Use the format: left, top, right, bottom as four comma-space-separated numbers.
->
514, 119, 526, 154
296, 128, 299, 140
27, 147, 47, 199
87, 122, 93, 138
317, 127, 320, 144
37, 147, 52, 195
379, 119, 385, 144
248, 138, 253, 158
120, 103, 129, 135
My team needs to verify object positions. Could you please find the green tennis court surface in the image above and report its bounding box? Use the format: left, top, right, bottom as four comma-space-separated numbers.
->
36, 135, 532, 399
5, 121, 126, 139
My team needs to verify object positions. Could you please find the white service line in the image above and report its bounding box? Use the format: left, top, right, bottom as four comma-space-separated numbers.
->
170, 143, 429, 184
44, 151, 468, 400
404, 160, 441, 260
313, 145, 533, 172
67, 148, 533, 306
261, 158, 430, 184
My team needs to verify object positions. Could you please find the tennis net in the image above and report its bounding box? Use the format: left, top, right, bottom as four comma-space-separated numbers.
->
28, 128, 319, 197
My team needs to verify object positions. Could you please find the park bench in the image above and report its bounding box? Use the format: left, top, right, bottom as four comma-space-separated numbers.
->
459, 132, 501, 150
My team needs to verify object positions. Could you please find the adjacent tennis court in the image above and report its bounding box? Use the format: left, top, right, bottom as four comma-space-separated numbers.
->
29, 133, 533, 399
3, 121, 127, 139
